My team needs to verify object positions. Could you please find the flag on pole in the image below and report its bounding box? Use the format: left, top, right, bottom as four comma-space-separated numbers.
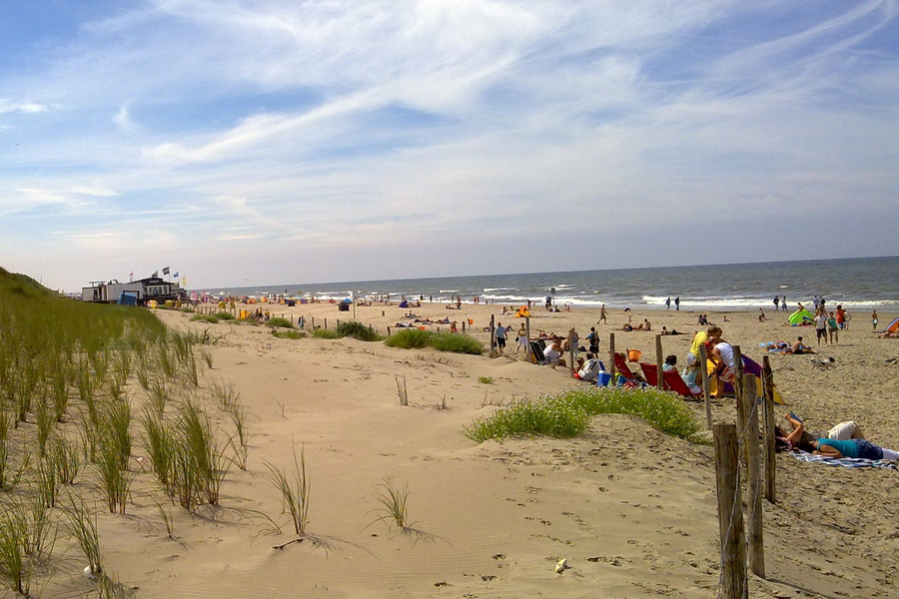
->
182, 276, 187, 288
152, 270, 158, 277
162, 266, 170, 276
173, 272, 179, 278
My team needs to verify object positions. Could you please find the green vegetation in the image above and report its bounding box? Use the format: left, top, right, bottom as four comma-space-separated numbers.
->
463, 387, 703, 443
386, 329, 484, 355
265, 317, 293, 328
0, 264, 239, 592
477, 376, 494, 385
369, 479, 411, 531
335, 321, 383, 342
215, 311, 235, 320
311, 328, 340, 339
272, 329, 304, 340
190, 314, 220, 324
265, 446, 310, 536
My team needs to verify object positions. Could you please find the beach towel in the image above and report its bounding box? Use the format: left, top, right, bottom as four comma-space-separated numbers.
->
791, 452, 897, 471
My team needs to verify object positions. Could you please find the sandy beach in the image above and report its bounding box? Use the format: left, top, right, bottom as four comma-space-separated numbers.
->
57, 301, 899, 598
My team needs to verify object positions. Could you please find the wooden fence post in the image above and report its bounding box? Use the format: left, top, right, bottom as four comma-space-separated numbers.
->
525, 316, 532, 362
311, 316, 315, 329
609, 333, 616, 384
700, 344, 713, 429
732, 345, 745, 461
713, 423, 747, 599
762, 356, 777, 504
655, 334, 664, 390
324, 318, 328, 329
743, 376, 765, 578
568, 329, 575, 376
490, 315, 496, 353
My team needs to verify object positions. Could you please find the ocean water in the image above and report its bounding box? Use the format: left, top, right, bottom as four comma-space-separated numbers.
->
202, 256, 898, 311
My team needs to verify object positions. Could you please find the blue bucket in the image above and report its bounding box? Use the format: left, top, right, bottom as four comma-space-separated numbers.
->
597, 372, 612, 387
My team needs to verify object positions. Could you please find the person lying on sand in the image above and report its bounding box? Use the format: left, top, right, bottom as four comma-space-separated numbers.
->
770, 337, 814, 355
776, 413, 865, 451
813, 438, 899, 461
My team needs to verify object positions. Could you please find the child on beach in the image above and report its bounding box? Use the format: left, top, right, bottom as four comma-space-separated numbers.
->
872, 309, 878, 331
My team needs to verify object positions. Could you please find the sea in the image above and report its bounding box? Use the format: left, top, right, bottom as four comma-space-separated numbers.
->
201, 256, 898, 312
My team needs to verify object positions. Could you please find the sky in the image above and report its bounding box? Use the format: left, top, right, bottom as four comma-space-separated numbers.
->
1, 0, 898, 292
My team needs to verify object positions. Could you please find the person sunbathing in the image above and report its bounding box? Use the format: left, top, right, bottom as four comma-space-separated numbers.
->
776, 413, 865, 451
813, 438, 899, 461
621, 324, 634, 332
770, 337, 814, 355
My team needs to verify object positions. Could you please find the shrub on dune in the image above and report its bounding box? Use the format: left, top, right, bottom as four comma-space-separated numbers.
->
464, 387, 702, 443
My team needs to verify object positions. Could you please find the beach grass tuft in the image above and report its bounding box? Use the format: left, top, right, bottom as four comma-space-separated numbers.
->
272, 329, 304, 340
191, 314, 220, 324
477, 376, 494, 385
369, 478, 411, 531
265, 446, 311, 537
311, 328, 340, 339
386, 329, 484, 354
335, 321, 383, 342
463, 387, 703, 443
265, 317, 293, 328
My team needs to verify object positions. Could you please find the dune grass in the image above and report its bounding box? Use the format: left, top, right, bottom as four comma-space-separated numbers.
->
265, 317, 293, 328
265, 446, 310, 537
272, 329, 304, 340
335, 321, 383, 342
463, 387, 703, 443
214, 311, 235, 320
311, 328, 340, 339
191, 314, 219, 324
386, 329, 484, 355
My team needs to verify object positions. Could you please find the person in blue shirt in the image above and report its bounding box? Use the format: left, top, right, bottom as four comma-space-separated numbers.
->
814, 438, 899, 461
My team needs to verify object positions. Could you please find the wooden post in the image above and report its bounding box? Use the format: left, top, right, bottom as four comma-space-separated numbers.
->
609, 333, 616, 384
324, 318, 328, 329
568, 329, 575, 376
713, 423, 747, 599
311, 316, 315, 329
655, 334, 664, 390
337, 319, 340, 328
762, 356, 776, 504
743, 376, 764, 578
387, 326, 391, 336
290, 315, 294, 325
525, 316, 532, 362
382, 310, 385, 317
700, 344, 713, 429
462, 320, 466, 333
732, 345, 745, 460
490, 315, 496, 352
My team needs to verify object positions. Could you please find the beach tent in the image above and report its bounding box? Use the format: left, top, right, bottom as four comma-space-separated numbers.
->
886, 317, 899, 333
706, 354, 786, 404
516, 306, 531, 318
788, 308, 813, 326
399, 300, 409, 308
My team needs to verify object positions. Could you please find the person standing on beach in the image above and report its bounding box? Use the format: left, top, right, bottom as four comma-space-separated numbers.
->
665, 297, 671, 310
587, 327, 599, 354
674, 296, 680, 311
516, 325, 528, 354
872, 309, 878, 331
781, 296, 787, 311
773, 295, 779, 311
598, 304, 608, 324
814, 311, 828, 346
494, 322, 506, 354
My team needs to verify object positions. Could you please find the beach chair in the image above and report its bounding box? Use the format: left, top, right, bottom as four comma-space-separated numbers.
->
662, 369, 703, 398
613, 353, 646, 388
640, 362, 703, 398
529, 340, 547, 365
638, 362, 660, 387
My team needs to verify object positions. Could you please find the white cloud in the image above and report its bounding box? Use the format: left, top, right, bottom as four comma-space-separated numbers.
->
0, 100, 48, 114
113, 104, 141, 132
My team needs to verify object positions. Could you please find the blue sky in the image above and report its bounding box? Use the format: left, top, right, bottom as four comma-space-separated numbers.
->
2, 0, 897, 291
